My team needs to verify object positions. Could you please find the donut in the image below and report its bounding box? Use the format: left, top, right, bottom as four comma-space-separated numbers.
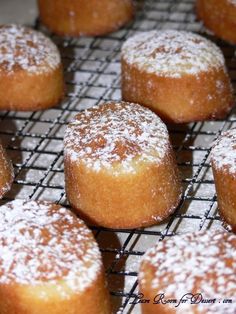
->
37, 0, 134, 37
211, 129, 236, 232
0, 24, 64, 111
121, 30, 234, 123
197, 0, 236, 44
64, 101, 182, 229
0, 142, 14, 198
139, 230, 236, 314
0, 200, 111, 314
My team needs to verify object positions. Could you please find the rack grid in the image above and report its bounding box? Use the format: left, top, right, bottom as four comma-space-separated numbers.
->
0, 0, 236, 313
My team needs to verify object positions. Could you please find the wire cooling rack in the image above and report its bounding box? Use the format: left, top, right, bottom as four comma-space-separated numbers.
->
0, 0, 235, 313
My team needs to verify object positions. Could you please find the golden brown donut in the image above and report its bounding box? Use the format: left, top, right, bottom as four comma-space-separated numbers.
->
197, 0, 236, 44
211, 129, 236, 232
121, 30, 233, 123
0, 24, 64, 111
37, 0, 134, 37
0, 200, 111, 314
64, 101, 182, 229
139, 230, 236, 314
0, 142, 14, 198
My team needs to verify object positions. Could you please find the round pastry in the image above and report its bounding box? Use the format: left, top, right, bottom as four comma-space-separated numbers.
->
121, 30, 233, 123
64, 101, 182, 229
0, 200, 111, 314
37, 0, 134, 37
0, 24, 64, 111
0, 142, 14, 198
197, 0, 236, 44
139, 230, 236, 314
211, 128, 236, 232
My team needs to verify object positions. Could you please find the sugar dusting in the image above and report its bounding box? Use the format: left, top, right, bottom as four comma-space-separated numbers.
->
211, 129, 236, 173
122, 30, 226, 78
0, 24, 61, 74
139, 230, 236, 314
0, 200, 101, 295
64, 102, 170, 173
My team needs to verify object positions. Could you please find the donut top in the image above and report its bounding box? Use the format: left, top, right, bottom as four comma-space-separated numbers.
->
211, 129, 236, 173
0, 200, 101, 295
64, 102, 170, 173
0, 24, 61, 75
139, 230, 236, 314
122, 30, 225, 78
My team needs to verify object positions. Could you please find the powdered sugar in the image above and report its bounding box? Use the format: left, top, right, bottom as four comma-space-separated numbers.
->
0, 24, 61, 75
64, 101, 170, 173
139, 230, 236, 314
122, 30, 226, 78
211, 129, 236, 173
0, 200, 101, 295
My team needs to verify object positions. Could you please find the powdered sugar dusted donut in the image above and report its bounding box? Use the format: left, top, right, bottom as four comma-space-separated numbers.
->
0, 142, 14, 198
64, 101, 182, 229
197, 0, 236, 44
0, 200, 111, 314
121, 30, 233, 123
0, 24, 64, 111
38, 0, 134, 37
139, 230, 236, 314
211, 129, 236, 232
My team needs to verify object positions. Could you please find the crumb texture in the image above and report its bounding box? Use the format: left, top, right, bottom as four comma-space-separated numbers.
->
139, 230, 236, 314
211, 129, 236, 173
122, 30, 225, 78
0, 24, 61, 74
0, 200, 101, 293
64, 101, 170, 172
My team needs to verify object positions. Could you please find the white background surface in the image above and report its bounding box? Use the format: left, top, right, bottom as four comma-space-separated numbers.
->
1, 0, 37, 25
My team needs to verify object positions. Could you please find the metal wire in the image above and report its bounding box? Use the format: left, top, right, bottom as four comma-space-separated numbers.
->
0, 0, 235, 313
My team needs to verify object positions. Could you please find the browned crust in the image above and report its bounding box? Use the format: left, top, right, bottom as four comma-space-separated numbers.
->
139, 248, 181, 314
211, 163, 236, 232
121, 59, 234, 124
139, 265, 176, 314
64, 146, 182, 229
0, 65, 64, 111
196, 0, 236, 44
0, 270, 111, 314
38, 0, 134, 37
0, 143, 14, 199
